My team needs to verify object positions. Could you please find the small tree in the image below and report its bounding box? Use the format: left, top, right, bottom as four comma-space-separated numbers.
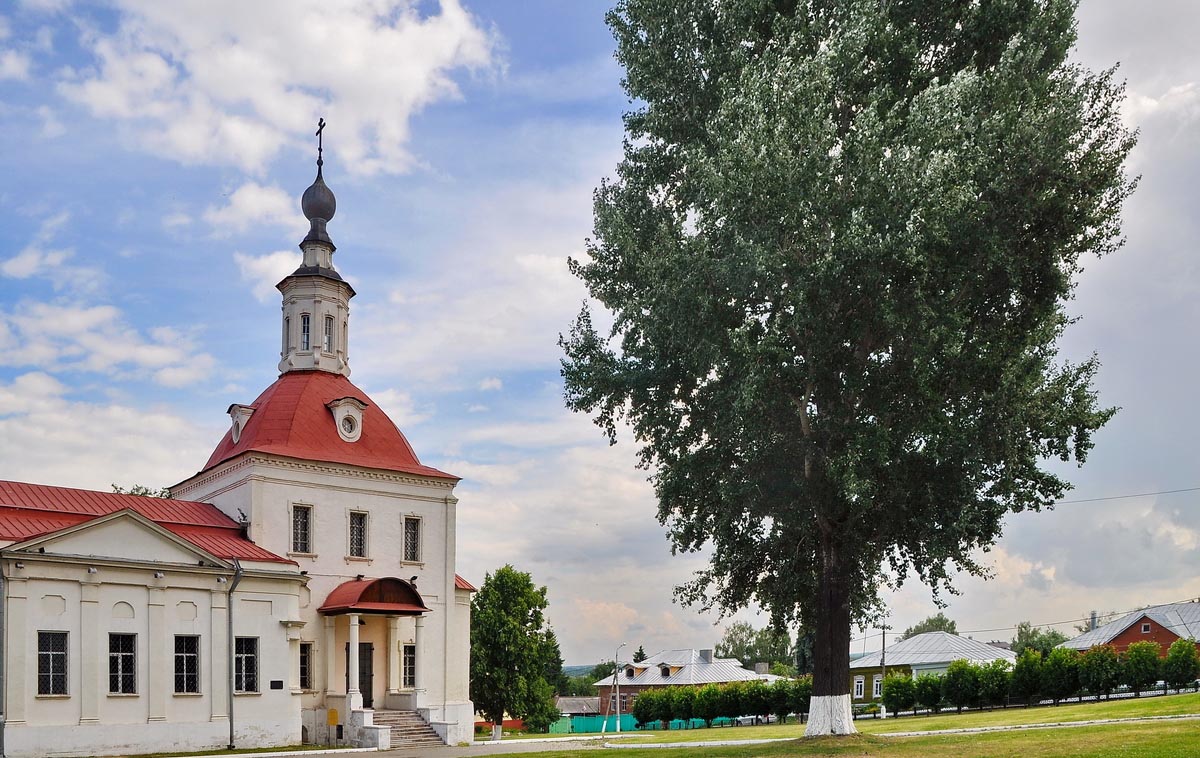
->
1162, 640, 1200, 691
672, 686, 696, 724
742, 681, 772, 723
914, 674, 943, 714
1078, 645, 1121, 700
769, 679, 795, 723
791, 676, 813, 722
631, 689, 658, 727
901, 613, 958, 640
1011, 622, 1070, 658
1010, 649, 1043, 707
469, 565, 561, 740
1040, 648, 1080, 705
881, 674, 916, 715
1123, 641, 1162, 696
941, 660, 980, 713
719, 681, 745, 721
977, 659, 1012, 710
694, 684, 721, 727
633, 645, 648, 663
653, 687, 675, 728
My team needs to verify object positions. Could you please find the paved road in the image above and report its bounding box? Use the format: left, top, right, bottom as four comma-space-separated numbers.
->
379, 737, 610, 758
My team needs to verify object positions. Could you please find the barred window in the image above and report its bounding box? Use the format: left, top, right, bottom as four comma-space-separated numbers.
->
109, 633, 136, 694
38, 631, 68, 695
403, 516, 421, 563
402, 644, 416, 688
323, 316, 334, 352
292, 504, 312, 554
175, 635, 200, 694
300, 314, 311, 351
349, 511, 368, 557
299, 642, 313, 690
234, 637, 258, 693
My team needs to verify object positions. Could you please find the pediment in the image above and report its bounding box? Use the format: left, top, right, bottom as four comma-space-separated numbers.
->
8, 509, 226, 567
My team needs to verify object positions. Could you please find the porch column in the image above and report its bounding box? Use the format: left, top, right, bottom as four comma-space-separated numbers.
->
324, 616, 337, 696
414, 614, 424, 697
347, 613, 362, 710
387, 616, 401, 695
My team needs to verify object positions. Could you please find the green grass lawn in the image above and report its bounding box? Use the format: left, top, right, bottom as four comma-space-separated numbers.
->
477, 719, 1200, 757
516, 691, 1200, 744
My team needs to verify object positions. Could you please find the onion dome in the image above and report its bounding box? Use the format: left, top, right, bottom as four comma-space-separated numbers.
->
302, 117, 336, 247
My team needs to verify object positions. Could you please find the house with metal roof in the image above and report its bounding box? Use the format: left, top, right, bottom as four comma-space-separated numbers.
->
1059, 601, 1200, 656
594, 649, 780, 715
848, 631, 1017, 702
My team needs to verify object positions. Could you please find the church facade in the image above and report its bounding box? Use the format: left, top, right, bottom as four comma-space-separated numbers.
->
0, 143, 474, 756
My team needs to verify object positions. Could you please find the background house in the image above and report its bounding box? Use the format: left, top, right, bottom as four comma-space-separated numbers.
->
1059, 601, 1200, 656
848, 631, 1017, 701
594, 648, 779, 715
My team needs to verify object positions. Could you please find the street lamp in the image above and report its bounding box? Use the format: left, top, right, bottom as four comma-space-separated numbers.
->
613, 641, 627, 733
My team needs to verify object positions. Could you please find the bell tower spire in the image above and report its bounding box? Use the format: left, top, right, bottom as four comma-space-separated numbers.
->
277, 118, 355, 377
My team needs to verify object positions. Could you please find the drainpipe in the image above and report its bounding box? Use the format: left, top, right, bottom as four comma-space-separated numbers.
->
227, 559, 244, 749
1, 566, 6, 758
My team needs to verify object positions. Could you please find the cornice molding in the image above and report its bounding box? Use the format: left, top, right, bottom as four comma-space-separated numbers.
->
174, 454, 457, 498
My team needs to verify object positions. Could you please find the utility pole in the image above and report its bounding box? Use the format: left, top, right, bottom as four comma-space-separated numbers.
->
879, 625, 891, 719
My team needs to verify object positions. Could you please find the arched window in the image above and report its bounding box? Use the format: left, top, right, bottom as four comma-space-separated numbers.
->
300, 314, 310, 351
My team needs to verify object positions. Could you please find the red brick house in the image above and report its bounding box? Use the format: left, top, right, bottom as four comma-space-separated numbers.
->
1059, 601, 1200, 657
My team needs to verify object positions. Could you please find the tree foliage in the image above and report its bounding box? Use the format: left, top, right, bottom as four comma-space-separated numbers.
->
560, 0, 1136, 727
901, 613, 957, 640
881, 674, 916, 714
1011, 622, 1070, 658
633, 645, 648, 663
941, 659, 980, 712
469, 565, 561, 729
1123, 641, 1162, 696
111, 483, 171, 498
1163, 639, 1200, 689
977, 659, 1012, 709
1078, 644, 1121, 699
1040, 647, 1080, 705
716, 621, 794, 667
1010, 649, 1043, 706
913, 673, 943, 713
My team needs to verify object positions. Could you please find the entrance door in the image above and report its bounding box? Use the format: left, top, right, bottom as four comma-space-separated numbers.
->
345, 642, 375, 708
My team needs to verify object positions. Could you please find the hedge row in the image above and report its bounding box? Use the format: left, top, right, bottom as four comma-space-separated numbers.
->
629, 677, 813, 728
881, 639, 1200, 714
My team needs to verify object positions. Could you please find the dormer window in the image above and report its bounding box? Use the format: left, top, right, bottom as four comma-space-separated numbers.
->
327, 396, 367, 443
300, 315, 311, 351
625, 666, 634, 678
227, 404, 255, 443
324, 316, 334, 352
660, 665, 670, 677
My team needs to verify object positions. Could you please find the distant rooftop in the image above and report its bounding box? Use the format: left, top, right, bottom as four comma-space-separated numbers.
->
1060, 601, 1200, 650
594, 648, 781, 688
850, 631, 1016, 669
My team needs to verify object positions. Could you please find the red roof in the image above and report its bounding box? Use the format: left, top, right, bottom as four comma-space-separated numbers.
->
200, 371, 457, 480
455, 574, 477, 592
0, 481, 292, 564
318, 577, 431, 615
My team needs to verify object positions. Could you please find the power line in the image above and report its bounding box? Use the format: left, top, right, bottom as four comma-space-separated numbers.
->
1055, 486, 1200, 505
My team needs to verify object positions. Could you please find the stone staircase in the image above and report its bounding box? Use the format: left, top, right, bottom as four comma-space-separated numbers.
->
372, 710, 445, 748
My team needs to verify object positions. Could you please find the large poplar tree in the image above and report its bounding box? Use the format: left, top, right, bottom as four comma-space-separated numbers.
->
561, 0, 1135, 735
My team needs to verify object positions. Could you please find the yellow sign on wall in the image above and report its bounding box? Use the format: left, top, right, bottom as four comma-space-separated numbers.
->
327, 709, 339, 726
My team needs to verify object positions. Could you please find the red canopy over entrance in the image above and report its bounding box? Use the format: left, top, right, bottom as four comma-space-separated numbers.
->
318, 576, 430, 615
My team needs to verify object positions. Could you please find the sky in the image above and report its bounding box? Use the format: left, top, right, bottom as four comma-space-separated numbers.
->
1, 0, 1198, 665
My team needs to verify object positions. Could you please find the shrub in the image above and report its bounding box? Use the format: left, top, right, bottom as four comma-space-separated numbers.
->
694, 684, 721, 726
1041, 647, 1080, 705
941, 660, 981, 712
1162, 639, 1200, 690
672, 686, 695, 723
769, 678, 794, 723
1010, 649, 1042, 706
1123, 641, 1162, 696
742, 680, 772, 722
791, 675, 813, 720
719, 681, 745, 720
653, 687, 675, 727
914, 673, 942, 713
977, 659, 1011, 709
881, 673, 916, 714
1078, 645, 1121, 700
631, 689, 658, 727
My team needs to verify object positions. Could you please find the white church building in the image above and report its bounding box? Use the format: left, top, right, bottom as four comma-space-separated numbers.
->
0, 139, 475, 756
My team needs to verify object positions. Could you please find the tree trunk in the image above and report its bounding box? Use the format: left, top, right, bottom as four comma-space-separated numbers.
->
804, 535, 856, 736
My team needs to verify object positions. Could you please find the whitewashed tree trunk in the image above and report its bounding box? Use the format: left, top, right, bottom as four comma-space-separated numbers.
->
491, 724, 503, 741
804, 694, 856, 736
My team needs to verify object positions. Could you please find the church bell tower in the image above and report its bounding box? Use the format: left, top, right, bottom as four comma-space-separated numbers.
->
278, 118, 355, 377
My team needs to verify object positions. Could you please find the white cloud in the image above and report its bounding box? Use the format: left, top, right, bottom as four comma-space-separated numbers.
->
478, 377, 502, 391
56, 0, 497, 174
233, 249, 300, 303
0, 301, 216, 386
1, 212, 101, 292
0, 371, 218, 491
162, 211, 192, 229
0, 17, 10, 41
0, 49, 31, 80
37, 105, 65, 138
204, 182, 300, 236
